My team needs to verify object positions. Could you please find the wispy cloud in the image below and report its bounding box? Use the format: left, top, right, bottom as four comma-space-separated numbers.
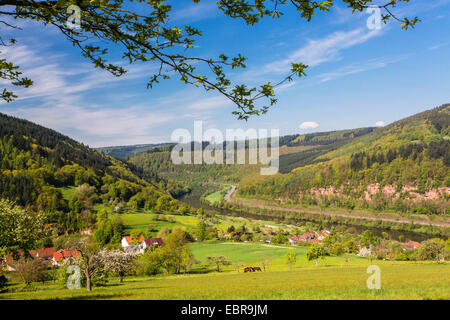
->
171, 1, 219, 23
9, 104, 177, 147
260, 28, 382, 75
316, 55, 408, 83
184, 96, 233, 111
0, 44, 157, 103
0, 43, 183, 147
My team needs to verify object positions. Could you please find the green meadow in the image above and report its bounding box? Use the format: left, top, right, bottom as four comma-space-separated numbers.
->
117, 213, 200, 236
190, 242, 371, 270
204, 186, 229, 204
2, 263, 449, 300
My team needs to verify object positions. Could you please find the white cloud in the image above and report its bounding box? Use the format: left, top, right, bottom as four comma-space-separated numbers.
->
375, 121, 385, 127
9, 104, 177, 147
261, 28, 382, 75
316, 56, 408, 83
0, 44, 158, 103
171, 1, 219, 23
184, 96, 233, 111
0, 43, 188, 147
299, 121, 319, 130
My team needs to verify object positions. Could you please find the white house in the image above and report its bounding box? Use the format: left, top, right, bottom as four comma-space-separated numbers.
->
139, 238, 163, 254
121, 235, 145, 248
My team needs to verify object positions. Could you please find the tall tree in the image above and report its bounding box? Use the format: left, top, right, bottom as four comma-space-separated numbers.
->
0, 199, 46, 256
98, 249, 136, 282
65, 237, 102, 291
306, 244, 326, 267
207, 255, 230, 272
285, 251, 297, 270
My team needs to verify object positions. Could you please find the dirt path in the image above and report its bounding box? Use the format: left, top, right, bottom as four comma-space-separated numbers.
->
226, 187, 450, 228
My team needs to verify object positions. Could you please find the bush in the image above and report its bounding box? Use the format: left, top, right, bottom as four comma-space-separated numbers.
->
136, 250, 164, 276
12, 257, 50, 285
0, 274, 8, 292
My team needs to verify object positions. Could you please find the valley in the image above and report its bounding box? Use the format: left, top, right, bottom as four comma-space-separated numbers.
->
1, 105, 449, 300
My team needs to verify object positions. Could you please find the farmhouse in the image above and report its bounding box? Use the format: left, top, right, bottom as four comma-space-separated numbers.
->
317, 230, 331, 240
52, 249, 80, 265
2, 247, 79, 270
121, 235, 145, 248
30, 247, 55, 261
299, 232, 316, 242
139, 238, 163, 253
289, 236, 299, 245
401, 241, 421, 251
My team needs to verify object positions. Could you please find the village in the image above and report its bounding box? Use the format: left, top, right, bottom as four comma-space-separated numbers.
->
2, 220, 425, 274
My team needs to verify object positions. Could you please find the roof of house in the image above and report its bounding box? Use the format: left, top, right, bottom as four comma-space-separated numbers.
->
4, 247, 55, 264
30, 247, 55, 259
53, 249, 80, 262
299, 232, 316, 240
124, 235, 145, 243
400, 240, 421, 250
143, 238, 163, 246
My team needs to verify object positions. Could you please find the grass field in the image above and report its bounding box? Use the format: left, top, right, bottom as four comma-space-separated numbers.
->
205, 186, 229, 204
190, 242, 370, 270
2, 263, 449, 300
116, 213, 201, 236
114, 212, 272, 235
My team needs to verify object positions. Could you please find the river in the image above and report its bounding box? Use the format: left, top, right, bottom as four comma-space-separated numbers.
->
180, 193, 440, 242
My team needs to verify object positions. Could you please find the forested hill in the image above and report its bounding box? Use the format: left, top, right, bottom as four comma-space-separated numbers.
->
238, 104, 450, 216
0, 112, 188, 233
97, 143, 172, 159
127, 127, 377, 200
0, 111, 150, 186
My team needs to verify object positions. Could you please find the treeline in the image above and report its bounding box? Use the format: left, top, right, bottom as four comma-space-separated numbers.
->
287, 127, 376, 147
350, 140, 450, 171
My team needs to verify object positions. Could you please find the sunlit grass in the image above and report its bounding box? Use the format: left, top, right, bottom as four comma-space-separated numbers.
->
2, 263, 449, 300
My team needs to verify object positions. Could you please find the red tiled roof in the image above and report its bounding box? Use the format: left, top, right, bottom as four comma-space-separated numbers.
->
143, 238, 163, 246
30, 247, 55, 259
53, 249, 80, 262
124, 235, 145, 243
400, 240, 421, 250
299, 232, 315, 240
3, 248, 55, 264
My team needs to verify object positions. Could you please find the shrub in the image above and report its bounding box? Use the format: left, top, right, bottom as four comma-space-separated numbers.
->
12, 257, 50, 285
0, 274, 8, 292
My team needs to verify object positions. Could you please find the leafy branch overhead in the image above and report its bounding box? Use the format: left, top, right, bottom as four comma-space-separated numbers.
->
0, 0, 419, 119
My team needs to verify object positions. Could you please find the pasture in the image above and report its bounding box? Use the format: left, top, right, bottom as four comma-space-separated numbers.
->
190, 242, 370, 270
2, 263, 449, 300
116, 213, 200, 236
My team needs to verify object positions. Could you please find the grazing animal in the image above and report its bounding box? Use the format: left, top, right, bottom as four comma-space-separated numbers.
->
244, 267, 262, 272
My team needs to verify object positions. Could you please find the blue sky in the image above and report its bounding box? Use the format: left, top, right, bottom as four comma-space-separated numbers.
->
1, 0, 450, 147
